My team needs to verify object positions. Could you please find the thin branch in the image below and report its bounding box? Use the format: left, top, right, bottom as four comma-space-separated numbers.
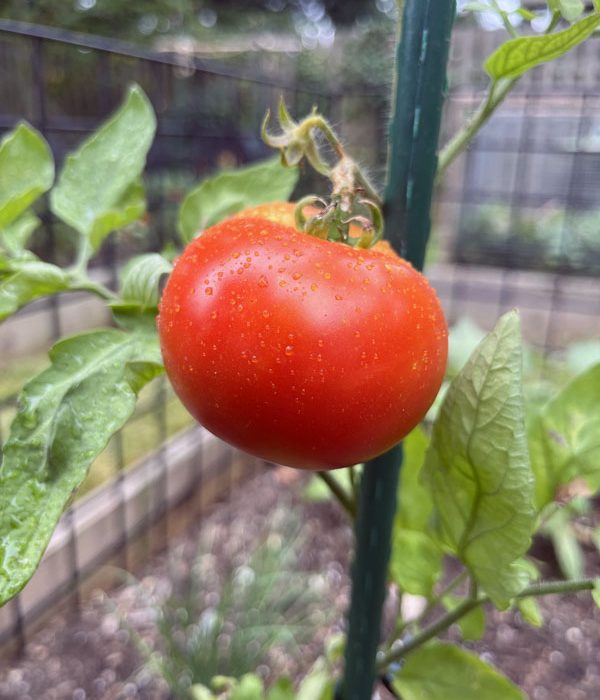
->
378, 577, 598, 671
317, 471, 356, 518
436, 78, 516, 181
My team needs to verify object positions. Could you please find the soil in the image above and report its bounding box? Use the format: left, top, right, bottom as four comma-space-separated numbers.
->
0, 467, 598, 700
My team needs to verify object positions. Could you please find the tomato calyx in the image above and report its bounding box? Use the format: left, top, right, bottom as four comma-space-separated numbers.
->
294, 193, 383, 249
263, 98, 384, 250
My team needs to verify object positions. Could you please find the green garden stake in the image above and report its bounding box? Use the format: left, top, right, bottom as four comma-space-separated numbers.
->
341, 2, 456, 698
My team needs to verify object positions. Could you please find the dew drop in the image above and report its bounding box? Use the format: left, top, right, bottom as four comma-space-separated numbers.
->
205, 287, 213, 296
284, 345, 294, 356
279, 279, 287, 288
231, 251, 240, 259
262, 309, 270, 318
310, 283, 318, 292
292, 271, 302, 281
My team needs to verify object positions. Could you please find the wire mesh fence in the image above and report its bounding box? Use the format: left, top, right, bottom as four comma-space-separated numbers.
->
0, 17, 599, 651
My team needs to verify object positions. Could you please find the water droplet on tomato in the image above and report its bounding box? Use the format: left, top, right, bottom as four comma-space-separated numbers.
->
279, 280, 287, 288
231, 251, 240, 259
258, 275, 268, 288
284, 345, 294, 356
335, 294, 343, 301
310, 283, 318, 292
205, 287, 213, 296
292, 271, 302, 280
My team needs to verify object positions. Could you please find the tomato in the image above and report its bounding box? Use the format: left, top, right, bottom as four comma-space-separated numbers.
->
158, 214, 447, 470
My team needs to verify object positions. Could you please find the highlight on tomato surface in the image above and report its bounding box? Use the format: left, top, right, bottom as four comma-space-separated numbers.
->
158, 208, 448, 470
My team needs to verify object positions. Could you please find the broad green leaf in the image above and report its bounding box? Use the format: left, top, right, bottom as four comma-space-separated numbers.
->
0, 211, 40, 256
230, 674, 264, 700
529, 364, 600, 509
395, 426, 432, 532
50, 85, 155, 252
118, 252, 172, 310
0, 328, 163, 605
393, 643, 525, 700
178, 157, 299, 244
0, 123, 54, 229
423, 311, 535, 608
442, 594, 486, 641
0, 258, 71, 321
485, 12, 600, 80
390, 529, 443, 597
296, 658, 334, 700
517, 596, 543, 628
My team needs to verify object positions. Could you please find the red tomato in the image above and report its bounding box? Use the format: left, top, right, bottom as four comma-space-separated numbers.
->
158, 215, 447, 470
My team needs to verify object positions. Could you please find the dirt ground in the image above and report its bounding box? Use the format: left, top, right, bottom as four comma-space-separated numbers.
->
0, 468, 598, 700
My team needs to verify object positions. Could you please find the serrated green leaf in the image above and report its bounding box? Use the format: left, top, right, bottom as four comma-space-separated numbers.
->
178, 157, 299, 244
0, 211, 40, 256
50, 85, 155, 253
518, 596, 544, 627
485, 12, 600, 80
0, 328, 163, 605
529, 364, 600, 509
0, 258, 71, 321
442, 594, 486, 641
390, 529, 443, 596
393, 643, 526, 700
119, 252, 172, 310
0, 123, 54, 230
423, 311, 535, 608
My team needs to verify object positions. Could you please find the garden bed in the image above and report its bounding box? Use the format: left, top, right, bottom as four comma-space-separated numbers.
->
0, 468, 598, 700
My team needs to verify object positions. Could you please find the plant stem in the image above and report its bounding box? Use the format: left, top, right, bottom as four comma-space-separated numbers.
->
69, 275, 117, 301
317, 471, 356, 518
378, 577, 598, 671
436, 77, 516, 181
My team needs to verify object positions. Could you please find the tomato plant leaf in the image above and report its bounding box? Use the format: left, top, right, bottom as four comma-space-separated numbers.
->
390, 529, 443, 597
529, 363, 600, 509
423, 311, 535, 608
484, 12, 600, 80
0, 258, 71, 321
178, 157, 299, 244
50, 84, 155, 253
0, 122, 54, 230
517, 596, 543, 628
395, 426, 433, 533
112, 252, 173, 313
392, 642, 526, 700
0, 211, 40, 256
442, 594, 487, 641
0, 328, 163, 605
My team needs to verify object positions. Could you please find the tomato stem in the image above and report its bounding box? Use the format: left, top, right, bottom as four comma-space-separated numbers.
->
317, 471, 357, 519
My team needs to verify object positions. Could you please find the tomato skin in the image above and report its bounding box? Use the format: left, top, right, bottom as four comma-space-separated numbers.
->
158, 216, 447, 470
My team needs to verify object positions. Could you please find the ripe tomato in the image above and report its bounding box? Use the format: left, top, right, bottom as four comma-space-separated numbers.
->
158, 215, 447, 470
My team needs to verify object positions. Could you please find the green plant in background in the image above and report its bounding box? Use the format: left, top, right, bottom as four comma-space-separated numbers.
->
2, 2, 600, 698
139, 512, 328, 697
